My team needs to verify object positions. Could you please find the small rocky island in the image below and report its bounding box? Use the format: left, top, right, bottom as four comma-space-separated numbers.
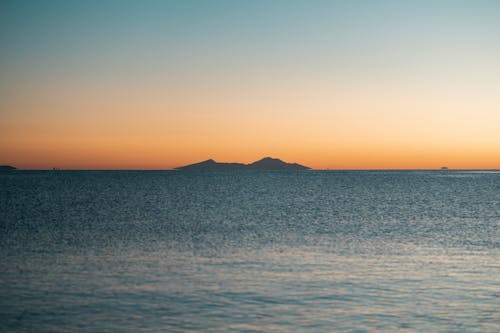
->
0, 165, 17, 171
176, 157, 310, 171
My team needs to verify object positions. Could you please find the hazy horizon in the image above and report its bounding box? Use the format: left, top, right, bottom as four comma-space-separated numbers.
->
2, 0, 500, 169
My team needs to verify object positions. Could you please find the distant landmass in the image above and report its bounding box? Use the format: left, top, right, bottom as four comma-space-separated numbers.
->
175, 157, 310, 171
0, 165, 17, 171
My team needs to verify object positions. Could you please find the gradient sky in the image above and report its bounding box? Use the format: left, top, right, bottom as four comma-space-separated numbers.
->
1, 0, 500, 169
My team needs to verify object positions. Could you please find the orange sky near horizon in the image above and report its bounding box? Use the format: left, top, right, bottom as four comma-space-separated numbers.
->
2, 75, 499, 170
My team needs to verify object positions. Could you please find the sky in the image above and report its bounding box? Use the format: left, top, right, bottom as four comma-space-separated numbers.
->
1, 0, 500, 169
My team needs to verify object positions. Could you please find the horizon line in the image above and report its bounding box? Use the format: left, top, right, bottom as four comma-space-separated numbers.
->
5, 168, 500, 171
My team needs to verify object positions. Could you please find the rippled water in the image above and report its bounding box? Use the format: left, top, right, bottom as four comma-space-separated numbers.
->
1, 170, 499, 332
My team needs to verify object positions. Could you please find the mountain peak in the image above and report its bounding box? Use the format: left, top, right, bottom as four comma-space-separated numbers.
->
256, 157, 278, 162
248, 157, 306, 170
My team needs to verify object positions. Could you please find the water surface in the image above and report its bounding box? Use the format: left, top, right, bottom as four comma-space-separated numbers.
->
1, 170, 499, 332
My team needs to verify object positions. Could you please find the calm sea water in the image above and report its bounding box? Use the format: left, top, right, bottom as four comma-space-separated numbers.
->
1, 170, 499, 332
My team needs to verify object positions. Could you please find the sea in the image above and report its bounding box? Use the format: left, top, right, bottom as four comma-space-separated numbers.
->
0, 170, 499, 332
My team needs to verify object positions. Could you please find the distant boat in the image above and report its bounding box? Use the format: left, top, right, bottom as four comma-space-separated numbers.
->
440, 166, 449, 170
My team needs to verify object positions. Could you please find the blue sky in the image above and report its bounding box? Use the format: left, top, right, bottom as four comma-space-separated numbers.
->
2, 0, 499, 80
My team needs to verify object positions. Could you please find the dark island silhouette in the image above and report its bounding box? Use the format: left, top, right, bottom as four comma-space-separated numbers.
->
0, 165, 17, 171
176, 157, 310, 171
